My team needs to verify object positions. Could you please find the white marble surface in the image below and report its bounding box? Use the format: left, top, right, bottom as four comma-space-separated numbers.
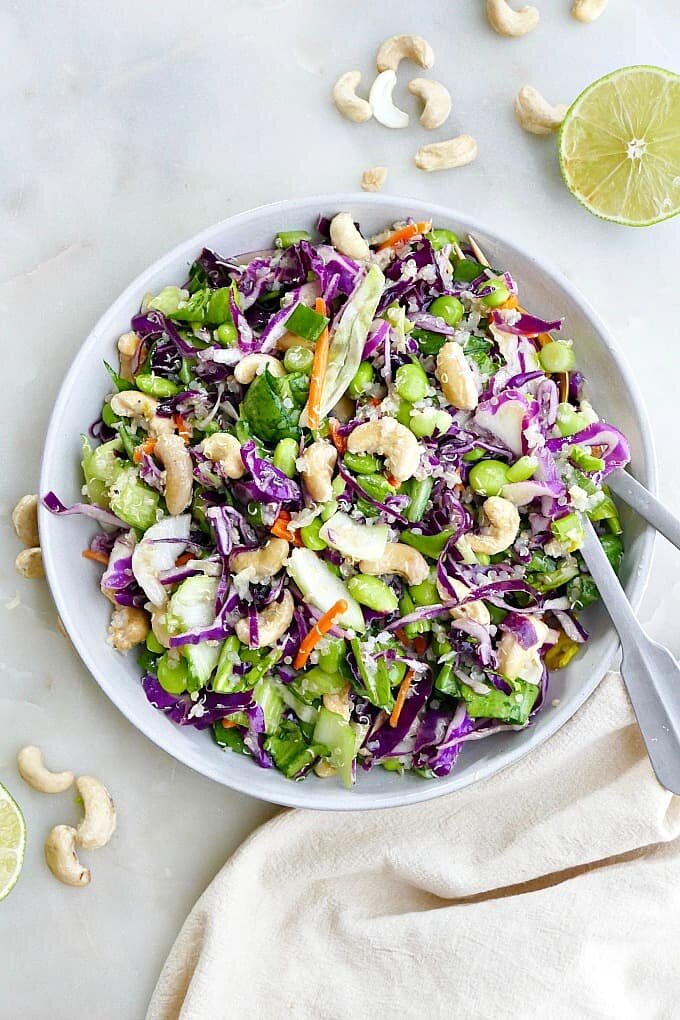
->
1, 1, 678, 1016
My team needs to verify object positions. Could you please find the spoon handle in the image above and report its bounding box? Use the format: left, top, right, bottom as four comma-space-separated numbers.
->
609, 469, 680, 553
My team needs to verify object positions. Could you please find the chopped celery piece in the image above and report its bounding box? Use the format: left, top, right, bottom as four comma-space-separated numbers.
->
147, 286, 186, 315
460, 677, 538, 725
167, 575, 223, 690
213, 722, 247, 754
551, 512, 585, 553
285, 303, 329, 343
264, 721, 325, 778
253, 676, 285, 734
313, 707, 357, 789
212, 635, 244, 693
286, 547, 365, 631
292, 666, 346, 700
275, 230, 311, 249
401, 527, 455, 559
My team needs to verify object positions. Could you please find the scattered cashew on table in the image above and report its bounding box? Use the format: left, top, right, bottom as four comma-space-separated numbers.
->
12, 494, 44, 579
515, 86, 568, 135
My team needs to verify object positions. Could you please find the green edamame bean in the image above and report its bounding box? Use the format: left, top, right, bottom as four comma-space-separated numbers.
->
538, 341, 576, 374
157, 654, 189, 695
556, 402, 589, 438
331, 475, 347, 498
216, 322, 238, 347
300, 517, 327, 551
320, 500, 338, 522
343, 451, 379, 475
283, 346, 314, 374
146, 632, 164, 654
359, 473, 395, 503
348, 361, 375, 400
135, 374, 180, 398
408, 408, 452, 438
347, 574, 399, 613
468, 459, 510, 496
396, 399, 413, 428
409, 578, 439, 607
428, 228, 460, 250
453, 258, 483, 282
405, 477, 433, 523
101, 402, 121, 427
506, 456, 538, 483
480, 278, 511, 308
317, 637, 347, 675
273, 437, 298, 478
463, 447, 485, 463
395, 363, 428, 404
428, 295, 464, 328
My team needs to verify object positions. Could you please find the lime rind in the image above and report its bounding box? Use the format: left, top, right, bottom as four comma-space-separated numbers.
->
0, 782, 26, 901
559, 65, 680, 227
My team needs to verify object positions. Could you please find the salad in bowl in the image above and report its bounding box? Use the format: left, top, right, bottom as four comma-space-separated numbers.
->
44, 213, 630, 789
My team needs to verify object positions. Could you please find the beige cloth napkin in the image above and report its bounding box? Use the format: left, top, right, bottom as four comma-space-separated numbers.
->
147, 673, 680, 1020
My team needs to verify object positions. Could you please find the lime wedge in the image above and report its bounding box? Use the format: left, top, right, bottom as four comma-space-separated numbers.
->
0, 782, 26, 901
559, 66, 680, 226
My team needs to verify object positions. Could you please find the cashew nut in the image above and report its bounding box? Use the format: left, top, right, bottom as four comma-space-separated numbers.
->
201, 432, 245, 479
436, 342, 479, 411
408, 78, 452, 130
323, 682, 351, 721
314, 759, 337, 778
347, 418, 420, 483
359, 543, 429, 586
369, 70, 410, 129
45, 825, 91, 887
415, 135, 478, 172
12, 494, 39, 548
298, 440, 337, 503
376, 34, 435, 73
15, 547, 44, 579
109, 390, 173, 436
231, 538, 290, 580
332, 70, 373, 123
154, 432, 193, 515
486, 0, 540, 37
572, 0, 608, 21
108, 605, 150, 651
497, 618, 550, 684
75, 776, 117, 850
360, 166, 388, 193
234, 353, 285, 385
17, 746, 74, 794
235, 589, 294, 648
467, 497, 520, 556
437, 578, 490, 626
329, 212, 371, 260
117, 331, 140, 381
515, 86, 568, 135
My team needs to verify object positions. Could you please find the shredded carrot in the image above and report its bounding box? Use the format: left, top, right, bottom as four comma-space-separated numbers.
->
389, 669, 415, 728
328, 418, 347, 454
271, 510, 303, 547
175, 552, 193, 567
133, 438, 156, 464
386, 472, 400, 489
537, 332, 552, 348
496, 294, 520, 311
394, 628, 410, 648
220, 719, 238, 729
174, 414, 191, 443
377, 221, 431, 252
294, 599, 348, 670
413, 634, 429, 656
307, 298, 330, 431
368, 396, 382, 407
559, 372, 569, 402
82, 549, 109, 565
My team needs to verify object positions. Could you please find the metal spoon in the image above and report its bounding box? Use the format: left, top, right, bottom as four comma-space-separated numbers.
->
608, 469, 680, 552
580, 516, 680, 794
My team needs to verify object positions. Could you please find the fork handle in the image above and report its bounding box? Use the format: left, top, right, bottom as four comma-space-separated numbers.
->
608, 470, 680, 553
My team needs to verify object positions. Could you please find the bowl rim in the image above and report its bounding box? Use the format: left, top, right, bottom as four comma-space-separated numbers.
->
39, 192, 658, 810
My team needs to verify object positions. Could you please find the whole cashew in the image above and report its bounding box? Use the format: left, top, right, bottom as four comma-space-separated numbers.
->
231, 538, 290, 580
572, 0, 608, 21
201, 432, 245, 479
376, 34, 435, 72
235, 589, 295, 648
314, 759, 337, 778
436, 342, 479, 411
329, 212, 371, 260
12, 494, 39, 548
497, 618, 550, 683
45, 825, 91, 887
234, 353, 285, 385
408, 78, 452, 130
75, 776, 117, 850
108, 605, 150, 651
437, 578, 491, 626
15, 547, 44, 579
117, 331, 140, 381
359, 542, 429, 586
486, 0, 540, 37
361, 166, 388, 193
323, 682, 352, 721
17, 746, 74, 794
369, 70, 410, 129
298, 440, 337, 503
347, 418, 420, 483
109, 390, 174, 437
154, 432, 194, 515
332, 70, 373, 123
415, 135, 478, 172
515, 86, 568, 135
467, 497, 520, 556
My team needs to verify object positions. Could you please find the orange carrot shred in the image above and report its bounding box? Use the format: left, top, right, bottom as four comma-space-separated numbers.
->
307, 297, 330, 431
394, 628, 410, 648
386, 472, 400, 489
293, 599, 348, 670
559, 372, 569, 402
175, 552, 193, 566
271, 511, 303, 547
133, 438, 156, 464
496, 294, 519, 311
390, 669, 415, 728
376, 221, 431, 252
82, 549, 110, 565
328, 418, 347, 454
174, 414, 191, 443
413, 635, 429, 656
220, 719, 238, 729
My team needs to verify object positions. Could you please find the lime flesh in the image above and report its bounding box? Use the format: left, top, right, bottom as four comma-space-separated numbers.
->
559, 66, 680, 226
0, 782, 26, 901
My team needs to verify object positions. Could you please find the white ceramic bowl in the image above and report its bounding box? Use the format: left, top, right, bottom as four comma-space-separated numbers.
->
40, 194, 656, 810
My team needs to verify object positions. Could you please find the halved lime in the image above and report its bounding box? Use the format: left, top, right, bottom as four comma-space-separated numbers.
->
0, 782, 26, 901
559, 66, 680, 226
